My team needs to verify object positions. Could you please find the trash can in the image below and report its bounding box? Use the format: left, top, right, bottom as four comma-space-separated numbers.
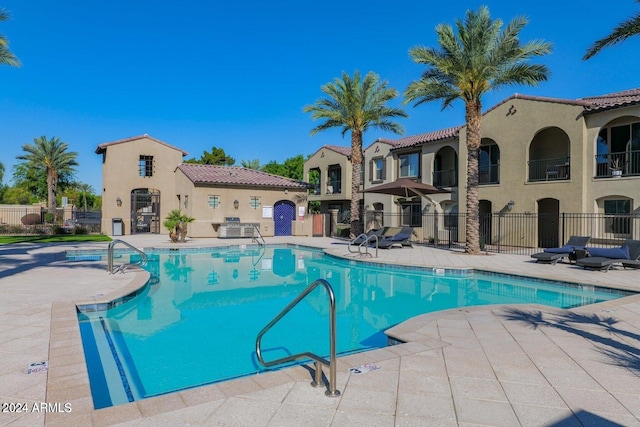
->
112, 218, 123, 236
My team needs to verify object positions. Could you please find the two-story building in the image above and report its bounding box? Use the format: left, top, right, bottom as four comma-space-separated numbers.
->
97, 135, 312, 238
308, 87, 640, 247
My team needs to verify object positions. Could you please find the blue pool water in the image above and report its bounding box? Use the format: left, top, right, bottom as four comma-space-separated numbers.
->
74, 245, 633, 408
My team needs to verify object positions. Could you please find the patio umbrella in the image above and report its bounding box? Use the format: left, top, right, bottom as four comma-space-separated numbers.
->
363, 178, 449, 198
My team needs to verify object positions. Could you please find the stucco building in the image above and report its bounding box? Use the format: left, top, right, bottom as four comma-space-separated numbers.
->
96, 135, 312, 238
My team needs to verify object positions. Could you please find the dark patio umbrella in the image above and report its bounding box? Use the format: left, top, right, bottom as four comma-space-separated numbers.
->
363, 178, 449, 198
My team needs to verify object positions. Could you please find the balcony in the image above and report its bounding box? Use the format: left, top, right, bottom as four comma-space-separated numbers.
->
528, 157, 570, 182
479, 163, 500, 185
326, 180, 342, 194
595, 150, 640, 178
433, 169, 457, 187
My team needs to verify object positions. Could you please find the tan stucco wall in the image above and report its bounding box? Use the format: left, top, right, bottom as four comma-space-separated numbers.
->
458, 98, 587, 215
100, 136, 184, 235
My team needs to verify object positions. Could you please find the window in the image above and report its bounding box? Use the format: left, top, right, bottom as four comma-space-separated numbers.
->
399, 153, 419, 178
371, 157, 385, 181
250, 196, 261, 209
604, 199, 631, 235
208, 195, 220, 208
139, 155, 153, 177
401, 202, 422, 227
479, 143, 500, 184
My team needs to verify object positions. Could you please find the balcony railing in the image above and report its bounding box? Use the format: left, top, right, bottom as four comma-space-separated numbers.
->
433, 169, 457, 187
528, 157, 570, 182
595, 150, 640, 178
479, 164, 500, 184
326, 180, 342, 194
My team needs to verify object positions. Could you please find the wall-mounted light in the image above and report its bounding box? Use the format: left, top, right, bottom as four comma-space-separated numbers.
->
507, 200, 515, 209
184, 195, 189, 209
233, 199, 239, 210
116, 197, 122, 207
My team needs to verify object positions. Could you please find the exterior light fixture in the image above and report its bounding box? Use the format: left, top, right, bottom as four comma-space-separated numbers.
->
116, 197, 122, 207
234, 199, 239, 210
184, 195, 189, 209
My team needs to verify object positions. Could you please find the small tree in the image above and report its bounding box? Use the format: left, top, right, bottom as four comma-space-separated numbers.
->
163, 209, 195, 243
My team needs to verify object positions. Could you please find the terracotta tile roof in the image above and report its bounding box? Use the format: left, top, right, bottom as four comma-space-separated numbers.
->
580, 87, 640, 112
323, 145, 352, 157
364, 137, 401, 152
177, 164, 312, 189
390, 126, 462, 150
95, 134, 189, 156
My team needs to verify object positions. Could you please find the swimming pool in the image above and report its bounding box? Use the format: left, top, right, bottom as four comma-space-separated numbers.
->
74, 245, 632, 409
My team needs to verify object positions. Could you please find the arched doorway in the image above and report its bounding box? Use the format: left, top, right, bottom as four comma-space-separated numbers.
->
131, 188, 160, 234
528, 127, 570, 182
434, 146, 458, 187
537, 198, 559, 248
274, 200, 295, 236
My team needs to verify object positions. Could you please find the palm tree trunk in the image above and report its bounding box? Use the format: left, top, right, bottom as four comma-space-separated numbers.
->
47, 170, 58, 212
465, 101, 482, 254
350, 131, 364, 236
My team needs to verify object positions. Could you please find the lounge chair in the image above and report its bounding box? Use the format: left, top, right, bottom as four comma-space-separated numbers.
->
530, 236, 591, 265
377, 227, 413, 249
350, 228, 384, 245
576, 239, 640, 272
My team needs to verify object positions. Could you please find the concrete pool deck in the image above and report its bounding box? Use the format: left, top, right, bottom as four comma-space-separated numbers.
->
1, 235, 639, 426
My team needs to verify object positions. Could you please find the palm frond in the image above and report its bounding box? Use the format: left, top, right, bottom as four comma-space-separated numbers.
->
584, 9, 640, 59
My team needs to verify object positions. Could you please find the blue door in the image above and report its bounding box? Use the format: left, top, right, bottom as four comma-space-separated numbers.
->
274, 201, 295, 236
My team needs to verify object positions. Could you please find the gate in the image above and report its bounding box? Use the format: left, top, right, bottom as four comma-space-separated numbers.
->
131, 189, 160, 234
274, 201, 295, 236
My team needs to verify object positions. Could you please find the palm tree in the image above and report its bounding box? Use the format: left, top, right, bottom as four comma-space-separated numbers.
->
17, 136, 78, 212
583, 1, 640, 59
405, 6, 551, 254
304, 71, 407, 235
241, 159, 261, 169
0, 8, 20, 67
76, 182, 94, 211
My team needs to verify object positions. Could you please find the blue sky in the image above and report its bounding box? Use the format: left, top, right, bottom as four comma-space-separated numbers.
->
1, 0, 639, 192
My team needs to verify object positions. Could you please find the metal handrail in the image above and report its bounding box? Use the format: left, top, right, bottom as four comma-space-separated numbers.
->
107, 239, 148, 274
255, 279, 340, 397
252, 225, 266, 246
347, 233, 378, 258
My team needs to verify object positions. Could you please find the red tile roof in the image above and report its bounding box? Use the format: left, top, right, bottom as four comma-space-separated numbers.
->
390, 126, 461, 150
177, 164, 311, 189
95, 134, 189, 155
323, 145, 352, 157
580, 87, 640, 112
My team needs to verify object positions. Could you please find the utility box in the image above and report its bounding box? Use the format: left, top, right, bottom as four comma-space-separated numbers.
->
112, 218, 123, 236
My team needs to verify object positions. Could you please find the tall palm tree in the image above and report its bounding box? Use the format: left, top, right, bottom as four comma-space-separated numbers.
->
304, 71, 407, 235
0, 8, 20, 67
405, 6, 551, 254
18, 136, 78, 212
76, 182, 94, 211
583, 1, 640, 59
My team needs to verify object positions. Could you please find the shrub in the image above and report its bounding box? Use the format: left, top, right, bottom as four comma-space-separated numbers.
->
44, 212, 56, 223
21, 213, 42, 225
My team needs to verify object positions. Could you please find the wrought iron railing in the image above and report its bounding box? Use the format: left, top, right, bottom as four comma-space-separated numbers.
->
528, 156, 570, 182
595, 150, 640, 178
433, 169, 457, 187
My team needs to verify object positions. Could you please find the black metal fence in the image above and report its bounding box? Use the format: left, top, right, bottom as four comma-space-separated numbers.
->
363, 210, 640, 255
0, 206, 102, 235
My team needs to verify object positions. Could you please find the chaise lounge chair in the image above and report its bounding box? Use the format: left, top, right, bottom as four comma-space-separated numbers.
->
350, 228, 384, 245
530, 236, 591, 265
377, 227, 413, 249
576, 239, 640, 272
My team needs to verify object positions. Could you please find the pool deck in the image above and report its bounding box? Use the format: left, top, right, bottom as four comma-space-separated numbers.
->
1, 235, 640, 426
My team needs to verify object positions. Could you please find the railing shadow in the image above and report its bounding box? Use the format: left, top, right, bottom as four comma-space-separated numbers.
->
499, 307, 640, 373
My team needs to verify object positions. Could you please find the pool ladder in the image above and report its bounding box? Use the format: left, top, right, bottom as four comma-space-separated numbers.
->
255, 279, 340, 397
107, 239, 148, 274
347, 233, 378, 258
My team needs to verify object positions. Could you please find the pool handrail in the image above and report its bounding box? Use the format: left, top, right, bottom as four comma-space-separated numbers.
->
347, 233, 378, 258
252, 225, 266, 246
255, 278, 340, 397
107, 239, 148, 274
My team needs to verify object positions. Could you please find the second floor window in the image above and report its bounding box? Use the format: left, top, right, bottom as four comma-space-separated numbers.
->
139, 155, 153, 177
399, 153, 419, 178
208, 195, 220, 208
371, 157, 385, 181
